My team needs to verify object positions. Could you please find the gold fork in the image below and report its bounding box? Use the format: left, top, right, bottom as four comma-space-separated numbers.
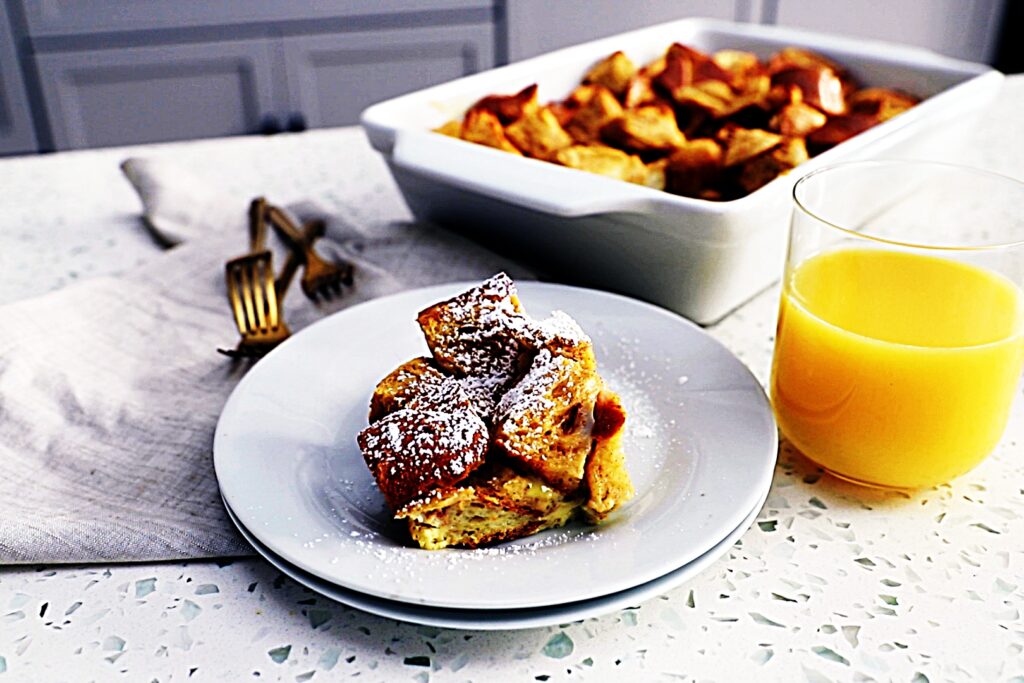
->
219, 250, 291, 358
266, 205, 354, 301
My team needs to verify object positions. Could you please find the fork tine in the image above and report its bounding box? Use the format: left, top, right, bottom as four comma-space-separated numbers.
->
226, 270, 248, 333
262, 257, 281, 328
251, 260, 268, 331
238, 265, 258, 332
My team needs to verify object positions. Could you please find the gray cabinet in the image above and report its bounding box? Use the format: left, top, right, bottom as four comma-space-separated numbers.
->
0, 0, 37, 155
772, 0, 1006, 62
16, 1, 497, 151
282, 24, 495, 129
505, 0, 737, 62
22, 1, 492, 34
35, 40, 277, 149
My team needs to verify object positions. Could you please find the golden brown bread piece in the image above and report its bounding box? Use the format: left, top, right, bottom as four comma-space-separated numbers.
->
417, 273, 530, 417
493, 349, 602, 493
359, 274, 634, 550
368, 356, 446, 422
398, 464, 580, 550
583, 390, 633, 521
505, 107, 574, 161
583, 51, 636, 97
357, 383, 488, 512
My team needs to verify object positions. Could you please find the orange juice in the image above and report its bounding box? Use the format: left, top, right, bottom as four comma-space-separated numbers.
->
771, 248, 1024, 488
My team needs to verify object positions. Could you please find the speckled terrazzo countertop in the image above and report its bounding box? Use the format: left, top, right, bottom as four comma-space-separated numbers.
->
2, 77, 1024, 683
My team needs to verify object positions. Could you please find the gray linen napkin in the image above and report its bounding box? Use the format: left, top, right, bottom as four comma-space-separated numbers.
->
0, 157, 531, 564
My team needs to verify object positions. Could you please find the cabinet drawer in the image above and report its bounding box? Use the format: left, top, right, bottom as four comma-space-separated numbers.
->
23, 1, 494, 36
282, 24, 495, 129
35, 40, 277, 150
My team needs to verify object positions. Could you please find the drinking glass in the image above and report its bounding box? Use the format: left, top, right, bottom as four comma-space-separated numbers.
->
771, 160, 1024, 489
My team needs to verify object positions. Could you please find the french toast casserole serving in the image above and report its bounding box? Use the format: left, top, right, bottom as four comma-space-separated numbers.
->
357, 274, 634, 550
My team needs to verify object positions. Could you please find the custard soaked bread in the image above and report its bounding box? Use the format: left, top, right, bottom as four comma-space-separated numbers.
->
357, 274, 634, 549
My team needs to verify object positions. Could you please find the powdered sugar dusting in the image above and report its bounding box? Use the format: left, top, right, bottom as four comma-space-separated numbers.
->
493, 348, 567, 424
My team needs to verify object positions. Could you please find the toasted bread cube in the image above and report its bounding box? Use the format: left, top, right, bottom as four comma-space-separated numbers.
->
433, 120, 463, 138
657, 43, 731, 96
665, 139, 722, 197
566, 85, 624, 143
807, 111, 880, 148
467, 84, 539, 125
358, 403, 488, 512
772, 66, 846, 115
644, 158, 668, 191
505, 106, 574, 160
624, 53, 668, 108
713, 50, 761, 80
369, 356, 447, 422
582, 389, 634, 522
769, 101, 827, 137
768, 47, 847, 77
494, 350, 602, 493
520, 310, 597, 370
555, 144, 648, 185
602, 103, 686, 151
670, 82, 733, 117
398, 465, 579, 549
719, 126, 783, 167
417, 273, 528, 415
738, 137, 809, 193
462, 108, 522, 154
584, 51, 636, 96
848, 87, 918, 121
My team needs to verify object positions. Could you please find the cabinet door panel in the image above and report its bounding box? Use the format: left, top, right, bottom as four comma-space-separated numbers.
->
0, 0, 38, 155
505, 0, 737, 62
773, 0, 1005, 63
24, 1, 493, 35
282, 24, 494, 129
35, 40, 277, 150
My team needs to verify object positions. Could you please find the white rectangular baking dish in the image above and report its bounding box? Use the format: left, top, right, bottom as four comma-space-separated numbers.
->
362, 18, 1002, 324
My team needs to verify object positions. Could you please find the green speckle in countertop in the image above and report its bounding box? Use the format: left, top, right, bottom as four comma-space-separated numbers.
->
542, 633, 573, 659
103, 636, 125, 652
317, 647, 340, 670
135, 578, 156, 599
194, 584, 219, 595
811, 646, 848, 666
181, 600, 202, 621
307, 608, 332, 630
268, 645, 290, 664
749, 613, 784, 628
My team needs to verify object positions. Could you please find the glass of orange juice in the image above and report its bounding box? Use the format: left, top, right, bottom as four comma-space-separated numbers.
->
771, 160, 1024, 489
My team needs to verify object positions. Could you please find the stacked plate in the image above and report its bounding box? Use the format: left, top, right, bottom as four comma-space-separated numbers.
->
214, 282, 777, 630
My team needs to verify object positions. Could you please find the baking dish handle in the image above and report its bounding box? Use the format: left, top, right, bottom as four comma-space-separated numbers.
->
391, 130, 664, 217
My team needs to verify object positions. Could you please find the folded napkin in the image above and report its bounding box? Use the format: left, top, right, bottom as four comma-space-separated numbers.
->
0, 156, 531, 564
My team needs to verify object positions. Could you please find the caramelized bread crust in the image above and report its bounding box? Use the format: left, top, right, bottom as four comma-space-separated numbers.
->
398, 465, 579, 550
493, 349, 601, 493
368, 356, 446, 422
357, 273, 634, 549
357, 379, 488, 511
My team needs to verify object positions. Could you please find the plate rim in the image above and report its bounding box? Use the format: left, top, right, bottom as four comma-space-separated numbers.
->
214, 280, 779, 609
223, 484, 769, 631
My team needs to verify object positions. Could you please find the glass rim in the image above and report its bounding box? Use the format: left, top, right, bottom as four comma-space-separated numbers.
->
792, 159, 1024, 252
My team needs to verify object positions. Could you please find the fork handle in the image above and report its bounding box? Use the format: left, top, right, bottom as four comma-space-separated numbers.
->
249, 197, 268, 251
275, 219, 325, 298
266, 205, 306, 249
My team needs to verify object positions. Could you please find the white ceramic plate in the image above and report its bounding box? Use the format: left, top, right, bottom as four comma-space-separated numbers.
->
214, 282, 777, 609
224, 487, 767, 630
